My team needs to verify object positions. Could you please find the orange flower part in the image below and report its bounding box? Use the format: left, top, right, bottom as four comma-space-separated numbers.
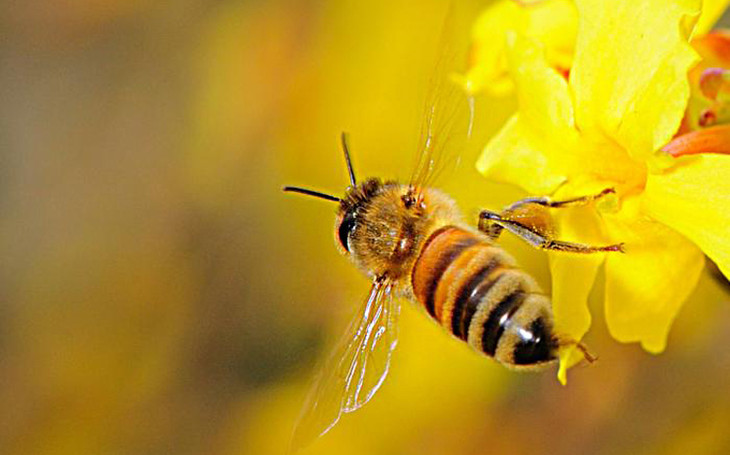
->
698, 67, 730, 100
662, 124, 730, 157
686, 30, 730, 129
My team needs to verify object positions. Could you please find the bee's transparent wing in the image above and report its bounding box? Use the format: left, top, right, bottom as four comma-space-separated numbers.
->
291, 280, 400, 451
410, 8, 473, 189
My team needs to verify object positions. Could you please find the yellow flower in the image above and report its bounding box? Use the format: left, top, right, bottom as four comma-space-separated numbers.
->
472, 0, 730, 384
461, 0, 730, 97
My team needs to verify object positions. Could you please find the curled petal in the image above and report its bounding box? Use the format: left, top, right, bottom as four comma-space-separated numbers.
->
643, 154, 730, 279
548, 206, 607, 384
477, 33, 577, 194
506, 33, 576, 136
695, 0, 730, 35
570, 0, 701, 161
603, 197, 704, 353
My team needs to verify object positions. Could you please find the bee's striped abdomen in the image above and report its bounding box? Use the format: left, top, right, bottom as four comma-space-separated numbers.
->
412, 226, 557, 368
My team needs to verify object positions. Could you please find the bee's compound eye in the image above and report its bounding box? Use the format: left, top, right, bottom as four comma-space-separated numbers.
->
338, 209, 357, 252
401, 193, 415, 209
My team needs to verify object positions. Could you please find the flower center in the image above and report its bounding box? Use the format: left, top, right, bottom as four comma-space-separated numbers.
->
697, 67, 730, 127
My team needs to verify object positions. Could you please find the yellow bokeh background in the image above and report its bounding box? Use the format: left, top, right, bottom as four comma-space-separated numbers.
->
2, 1, 730, 454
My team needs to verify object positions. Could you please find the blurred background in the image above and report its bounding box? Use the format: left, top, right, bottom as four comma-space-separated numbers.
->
2, 1, 730, 454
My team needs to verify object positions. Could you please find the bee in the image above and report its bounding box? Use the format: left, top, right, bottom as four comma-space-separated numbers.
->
283, 28, 624, 452
284, 133, 623, 448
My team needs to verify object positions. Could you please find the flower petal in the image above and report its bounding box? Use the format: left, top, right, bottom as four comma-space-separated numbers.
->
603, 196, 705, 353
548, 206, 606, 384
570, 0, 701, 161
461, 0, 577, 96
476, 114, 567, 194
695, 0, 730, 35
643, 154, 730, 279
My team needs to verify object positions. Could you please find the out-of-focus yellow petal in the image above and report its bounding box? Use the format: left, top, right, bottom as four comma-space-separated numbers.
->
506, 33, 575, 137
643, 154, 730, 279
526, 0, 577, 72
696, 0, 730, 35
570, 0, 701, 161
548, 206, 607, 385
462, 0, 577, 96
462, 0, 520, 96
476, 115, 567, 194
477, 33, 577, 194
603, 196, 704, 353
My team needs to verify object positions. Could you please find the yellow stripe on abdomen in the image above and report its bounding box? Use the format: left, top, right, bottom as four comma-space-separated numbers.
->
412, 226, 558, 367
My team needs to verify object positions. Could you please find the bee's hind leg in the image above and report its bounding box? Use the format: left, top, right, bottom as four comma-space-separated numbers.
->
478, 210, 624, 253
553, 334, 598, 364
552, 335, 598, 364
477, 209, 505, 241
477, 191, 625, 254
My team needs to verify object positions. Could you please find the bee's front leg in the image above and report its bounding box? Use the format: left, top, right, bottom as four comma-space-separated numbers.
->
503, 187, 615, 211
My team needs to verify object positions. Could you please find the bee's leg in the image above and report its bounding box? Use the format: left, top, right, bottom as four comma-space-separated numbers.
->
504, 187, 615, 212
477, 211, 624, 254
477, 209, 504, 241
553, 334, 598, 364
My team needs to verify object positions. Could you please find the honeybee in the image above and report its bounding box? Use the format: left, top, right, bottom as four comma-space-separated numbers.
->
283, 28, 624, 451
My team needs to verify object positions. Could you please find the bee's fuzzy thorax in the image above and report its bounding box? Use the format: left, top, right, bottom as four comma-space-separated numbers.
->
338, 178, 390, 215
336, 181, 465, 281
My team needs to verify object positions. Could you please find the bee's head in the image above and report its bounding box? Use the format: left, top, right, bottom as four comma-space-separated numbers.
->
283, 132, 362, 254
283, 133, 449, 279
335, 177, 384, 253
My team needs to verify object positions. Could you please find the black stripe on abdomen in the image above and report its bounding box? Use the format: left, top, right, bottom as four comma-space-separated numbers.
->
513, 317, 555, 365
450, 258, 500, 340
423, 238, 479, 317
481, 290, 526, 356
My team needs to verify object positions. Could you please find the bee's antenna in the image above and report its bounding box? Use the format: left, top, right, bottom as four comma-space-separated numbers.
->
283, 186, 341, 202
341, 132, 357, 187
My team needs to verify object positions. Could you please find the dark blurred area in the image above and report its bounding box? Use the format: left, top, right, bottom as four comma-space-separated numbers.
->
1, 1, 730, 454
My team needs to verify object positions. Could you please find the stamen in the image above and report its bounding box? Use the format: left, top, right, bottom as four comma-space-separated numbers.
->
698, 68, 729, 101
